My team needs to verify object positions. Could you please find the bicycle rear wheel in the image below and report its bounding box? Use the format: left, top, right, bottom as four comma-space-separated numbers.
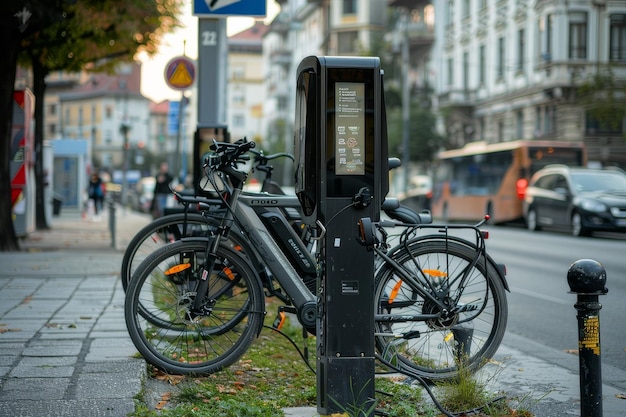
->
125, 239, 265, 375
374, 238, 507, 382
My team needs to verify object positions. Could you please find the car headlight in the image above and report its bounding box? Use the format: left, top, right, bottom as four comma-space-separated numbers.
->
580, 199, 607, 212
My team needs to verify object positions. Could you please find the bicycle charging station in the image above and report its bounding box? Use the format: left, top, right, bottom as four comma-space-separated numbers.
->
294, 56, 389, 415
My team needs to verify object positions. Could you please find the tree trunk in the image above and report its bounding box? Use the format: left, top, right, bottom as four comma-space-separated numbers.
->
32, 56, 50, 230
0, 24, 21, 251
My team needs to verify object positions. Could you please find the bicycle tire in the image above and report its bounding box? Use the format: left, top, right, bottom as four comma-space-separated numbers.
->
121, 213, 221, 292
125, 239, 265, 375
374, 238, 507, 382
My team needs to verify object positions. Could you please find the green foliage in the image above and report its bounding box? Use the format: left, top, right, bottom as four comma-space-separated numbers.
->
20, 0, 184, 72
387, 105, 444, 163
576, 68, 626, 138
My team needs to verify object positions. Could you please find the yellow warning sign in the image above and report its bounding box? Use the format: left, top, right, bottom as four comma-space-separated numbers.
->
164, 56, 195, 90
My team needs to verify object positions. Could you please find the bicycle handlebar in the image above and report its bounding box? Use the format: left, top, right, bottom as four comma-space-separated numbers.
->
205, 138, 256, 169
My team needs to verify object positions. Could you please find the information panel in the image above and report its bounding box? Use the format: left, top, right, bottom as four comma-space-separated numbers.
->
335, 82, 365, 175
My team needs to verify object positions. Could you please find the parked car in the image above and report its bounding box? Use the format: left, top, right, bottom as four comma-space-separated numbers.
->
523, 165, 626, 236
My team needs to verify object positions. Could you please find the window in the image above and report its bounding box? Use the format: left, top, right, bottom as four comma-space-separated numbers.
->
516, 110, 524, 139
497, 36, 505, 79
233, 114, 245, 127
569, 12, 587, 59
447, 58, 454, 86
497, 120, 504, 142
585, 111, 623, 135
48, 124, 56, 136
539, 14, 553, 61
517, 28, 525, 72
544, 105, 555, 134
337, 31, 358, 54
478, 117, 485, 140
610, 14, 626, 61
277, 96, 287, 112
343, 0, 356, 15
446, 0, 454, 26
463, 51, 469, 90
106, 106, 113, 119
535, 107, 542, 137
232, 65, 245, 80
48, 103, 57, 116
479, 44, 486, 85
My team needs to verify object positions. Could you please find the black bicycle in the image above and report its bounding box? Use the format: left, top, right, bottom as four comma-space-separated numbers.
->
124, 138, 508, 381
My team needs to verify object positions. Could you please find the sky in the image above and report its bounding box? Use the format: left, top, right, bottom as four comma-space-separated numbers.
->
139, 0, 279, 103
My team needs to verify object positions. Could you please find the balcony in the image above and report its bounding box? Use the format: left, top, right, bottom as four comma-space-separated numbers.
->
406, 21, 434, 46
438, 89, 476, 109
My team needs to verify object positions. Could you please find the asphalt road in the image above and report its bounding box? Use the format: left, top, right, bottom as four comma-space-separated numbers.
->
485, 224, 626, 390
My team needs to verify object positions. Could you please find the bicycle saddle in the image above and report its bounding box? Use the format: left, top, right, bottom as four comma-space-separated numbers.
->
382, 198, 432, 225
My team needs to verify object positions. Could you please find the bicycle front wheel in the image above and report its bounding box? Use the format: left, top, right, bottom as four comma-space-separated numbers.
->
374, 238, 507, 382
121, 213, 220, 291
125, 239, 265, 375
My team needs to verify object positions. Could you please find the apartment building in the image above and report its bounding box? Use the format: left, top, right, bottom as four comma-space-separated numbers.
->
56, 62, 150, 169
433, 0, 626, 168
227, 21, 270, 143
264, 0, 387, 152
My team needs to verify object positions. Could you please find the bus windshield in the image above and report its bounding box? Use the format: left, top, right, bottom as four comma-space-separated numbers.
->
432, 140, 586, 223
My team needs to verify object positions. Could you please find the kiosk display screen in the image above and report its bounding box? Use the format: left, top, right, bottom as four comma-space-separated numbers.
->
334, 82, 365, 176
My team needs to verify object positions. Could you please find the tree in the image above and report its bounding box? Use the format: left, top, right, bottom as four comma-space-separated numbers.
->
0, 0, 182, 251
0, 1, 72, 251
386, 103, 444, 165
20, 0, 182, 231
576, 67, 626, 140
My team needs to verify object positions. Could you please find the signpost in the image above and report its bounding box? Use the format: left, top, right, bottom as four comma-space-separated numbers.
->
164, 56, 195, 181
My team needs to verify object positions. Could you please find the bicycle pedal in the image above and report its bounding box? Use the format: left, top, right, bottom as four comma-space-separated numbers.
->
272, 305, 297, 330
272, 311, 286, 330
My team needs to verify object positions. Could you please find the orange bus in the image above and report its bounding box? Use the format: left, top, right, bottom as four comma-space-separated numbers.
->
431, 140, 587, 224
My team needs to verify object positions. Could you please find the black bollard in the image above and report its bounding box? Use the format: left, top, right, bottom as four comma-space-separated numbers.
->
109, 201, 116, 248
567, 259, 608, 417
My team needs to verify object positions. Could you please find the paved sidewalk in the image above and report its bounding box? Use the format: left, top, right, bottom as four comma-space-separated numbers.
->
0, 206, 624, 417
0, 206, 151, 417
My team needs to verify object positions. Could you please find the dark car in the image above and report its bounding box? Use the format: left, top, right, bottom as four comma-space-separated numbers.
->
523, 165, 626, 236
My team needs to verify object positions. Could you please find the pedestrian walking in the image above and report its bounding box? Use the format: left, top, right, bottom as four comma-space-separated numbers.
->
151, 161, 173, 218
88, 172, 105, 220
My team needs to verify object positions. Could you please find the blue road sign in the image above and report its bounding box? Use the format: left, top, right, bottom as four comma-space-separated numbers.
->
193, 0, 266, 17
167, 101, 180, 136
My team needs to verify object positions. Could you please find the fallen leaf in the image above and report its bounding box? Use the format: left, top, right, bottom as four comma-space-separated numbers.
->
616, 393, 626, 400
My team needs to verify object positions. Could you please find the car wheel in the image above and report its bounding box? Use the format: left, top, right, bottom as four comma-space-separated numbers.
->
526, 208, 541, 231
571, 212, 590, 237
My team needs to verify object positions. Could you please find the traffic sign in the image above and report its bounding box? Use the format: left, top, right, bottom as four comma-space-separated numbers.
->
164, 56, 196, 91
193, 0, 266, 17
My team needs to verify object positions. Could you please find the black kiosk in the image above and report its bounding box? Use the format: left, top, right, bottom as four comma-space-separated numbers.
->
294, 56, 389, 415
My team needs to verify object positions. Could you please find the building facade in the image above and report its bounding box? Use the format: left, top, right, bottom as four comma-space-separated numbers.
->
433, 0, 626, 168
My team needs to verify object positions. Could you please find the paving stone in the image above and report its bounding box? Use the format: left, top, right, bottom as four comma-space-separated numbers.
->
10, 364, 74, 378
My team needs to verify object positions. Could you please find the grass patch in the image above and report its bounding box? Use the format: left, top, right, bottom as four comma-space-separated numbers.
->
130, 299, 533, 417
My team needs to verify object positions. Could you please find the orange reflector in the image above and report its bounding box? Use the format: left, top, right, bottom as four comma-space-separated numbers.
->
423, 269, 447, 278
223, 267, 235, 280
165, 263, 191, 275
388, 280, 403, 304
233, 245, 243, 252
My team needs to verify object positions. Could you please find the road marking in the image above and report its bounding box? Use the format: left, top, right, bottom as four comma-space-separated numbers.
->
509, 286, 571, 305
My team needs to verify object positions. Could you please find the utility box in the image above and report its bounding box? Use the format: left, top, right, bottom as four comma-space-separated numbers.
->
294, 56, 389, 415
